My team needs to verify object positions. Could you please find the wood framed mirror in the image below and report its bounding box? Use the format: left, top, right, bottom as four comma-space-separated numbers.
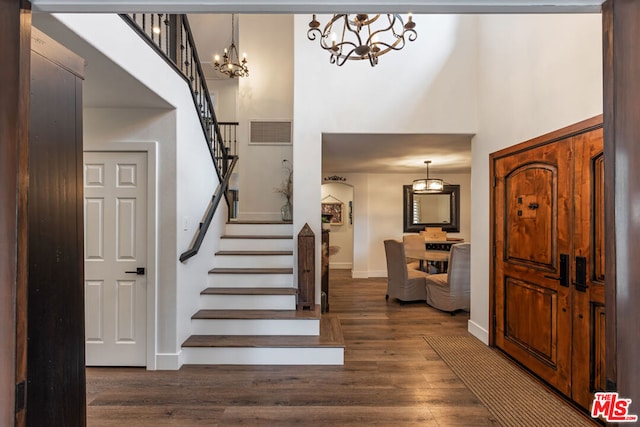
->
403, 184, 460, 232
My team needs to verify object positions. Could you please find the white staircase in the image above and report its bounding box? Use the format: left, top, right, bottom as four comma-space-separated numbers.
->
181, 221, 344, 365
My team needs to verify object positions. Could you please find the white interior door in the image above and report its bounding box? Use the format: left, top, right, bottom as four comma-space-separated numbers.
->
84, 151, 147, 366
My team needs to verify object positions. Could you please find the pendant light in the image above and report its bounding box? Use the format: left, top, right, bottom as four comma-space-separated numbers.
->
412, 160, 444, 193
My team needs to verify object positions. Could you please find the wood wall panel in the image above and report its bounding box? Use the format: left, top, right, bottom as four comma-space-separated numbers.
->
27, 28, 86, 427
504, 277, 557, 365
505, 165, 556, 270
593, 304, 607, 392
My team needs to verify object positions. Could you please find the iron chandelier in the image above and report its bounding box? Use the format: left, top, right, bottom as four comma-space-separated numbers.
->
213, 14, 249, 78
307, 13, 417, 67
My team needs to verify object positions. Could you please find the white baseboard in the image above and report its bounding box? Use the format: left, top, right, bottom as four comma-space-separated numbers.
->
155, 352, 181, 370
181, 347, 344, 365
468, 320, 489, 344
329, 262, 352, 269
368, 270, 387, 278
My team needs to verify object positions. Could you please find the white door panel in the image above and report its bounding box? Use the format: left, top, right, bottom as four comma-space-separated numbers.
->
84, 151, 147, 366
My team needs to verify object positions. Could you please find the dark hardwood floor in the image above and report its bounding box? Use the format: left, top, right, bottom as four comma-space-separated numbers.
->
86, 270, 494, 426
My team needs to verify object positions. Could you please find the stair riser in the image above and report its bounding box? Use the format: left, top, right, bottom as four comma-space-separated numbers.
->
219, 239, 293, 251
215, 255, 293, 269
200, 295, 296, 310
191, 319, 320, 336
207, 273, 293, 287
181, 347, 344, 365
225, 223, 292, 235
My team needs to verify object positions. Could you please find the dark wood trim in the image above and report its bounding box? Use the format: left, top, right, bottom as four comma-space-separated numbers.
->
214, 251, 294, 256
0, 1, 30, 425
603, 0, 640, 404
15, 4, 30, 427
488, 149, 496, 348
30, 28, 84, 78
182, 315, 344, 348
193, 306, 321, 320
490, 115, 604, 160
602, 0, 617, 392
209, 268, 293, 274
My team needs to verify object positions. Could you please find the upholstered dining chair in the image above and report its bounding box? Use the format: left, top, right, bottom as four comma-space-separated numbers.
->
424, 243, 471, 313
384, 239, 429, 304
402, 234, 426, 271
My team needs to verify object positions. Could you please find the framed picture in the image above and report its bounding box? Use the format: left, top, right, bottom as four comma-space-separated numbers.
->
322, 202, 343, 225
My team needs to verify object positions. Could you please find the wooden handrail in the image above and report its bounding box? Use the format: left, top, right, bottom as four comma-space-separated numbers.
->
180, 155, 238, 263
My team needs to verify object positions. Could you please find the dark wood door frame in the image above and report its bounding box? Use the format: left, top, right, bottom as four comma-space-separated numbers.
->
602, 0, 640, 404
2, 0, 639, 424
0, 0, 30, 426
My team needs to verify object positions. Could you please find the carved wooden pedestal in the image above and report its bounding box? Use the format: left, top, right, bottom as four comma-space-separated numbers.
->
321, 229, 330, 312
297, 223, 315, 310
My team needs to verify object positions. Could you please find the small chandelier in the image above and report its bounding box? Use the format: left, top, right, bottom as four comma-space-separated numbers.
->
213, 14, 249, 78
413, 161, 444, 193
307, 13, 417, 67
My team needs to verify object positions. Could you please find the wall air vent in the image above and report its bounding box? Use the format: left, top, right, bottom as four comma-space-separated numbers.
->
250, 120, 292, 145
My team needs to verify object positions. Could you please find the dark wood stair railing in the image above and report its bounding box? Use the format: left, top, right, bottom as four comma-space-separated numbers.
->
120, 13, 235, 183
180, 155, 238, 263
120, 13, 240, 261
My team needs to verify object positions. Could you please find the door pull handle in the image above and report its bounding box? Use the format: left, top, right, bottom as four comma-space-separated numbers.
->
574, 256, 588, 292
125, 267, 146, 275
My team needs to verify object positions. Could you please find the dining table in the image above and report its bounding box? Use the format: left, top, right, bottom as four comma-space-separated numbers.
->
404, 249, 450, 273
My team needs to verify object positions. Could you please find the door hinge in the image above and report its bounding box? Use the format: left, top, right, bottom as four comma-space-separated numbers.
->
493, 245, 496, 257
492, 314, 497, 330
493, 176, 497, 187
15, 381, 25, 412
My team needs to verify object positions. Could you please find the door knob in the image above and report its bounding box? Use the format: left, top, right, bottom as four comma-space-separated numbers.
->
125, 267, 145, 275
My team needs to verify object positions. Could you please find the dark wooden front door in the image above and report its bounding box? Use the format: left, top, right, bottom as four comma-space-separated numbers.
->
492, 116, 604, 409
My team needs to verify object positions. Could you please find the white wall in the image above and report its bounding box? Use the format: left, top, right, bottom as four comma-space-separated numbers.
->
294, 14, 479, 300
471, 14, 603, 343
52, 13, 223, 369
236, 14, 294, 220
208, 78, 238, 123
